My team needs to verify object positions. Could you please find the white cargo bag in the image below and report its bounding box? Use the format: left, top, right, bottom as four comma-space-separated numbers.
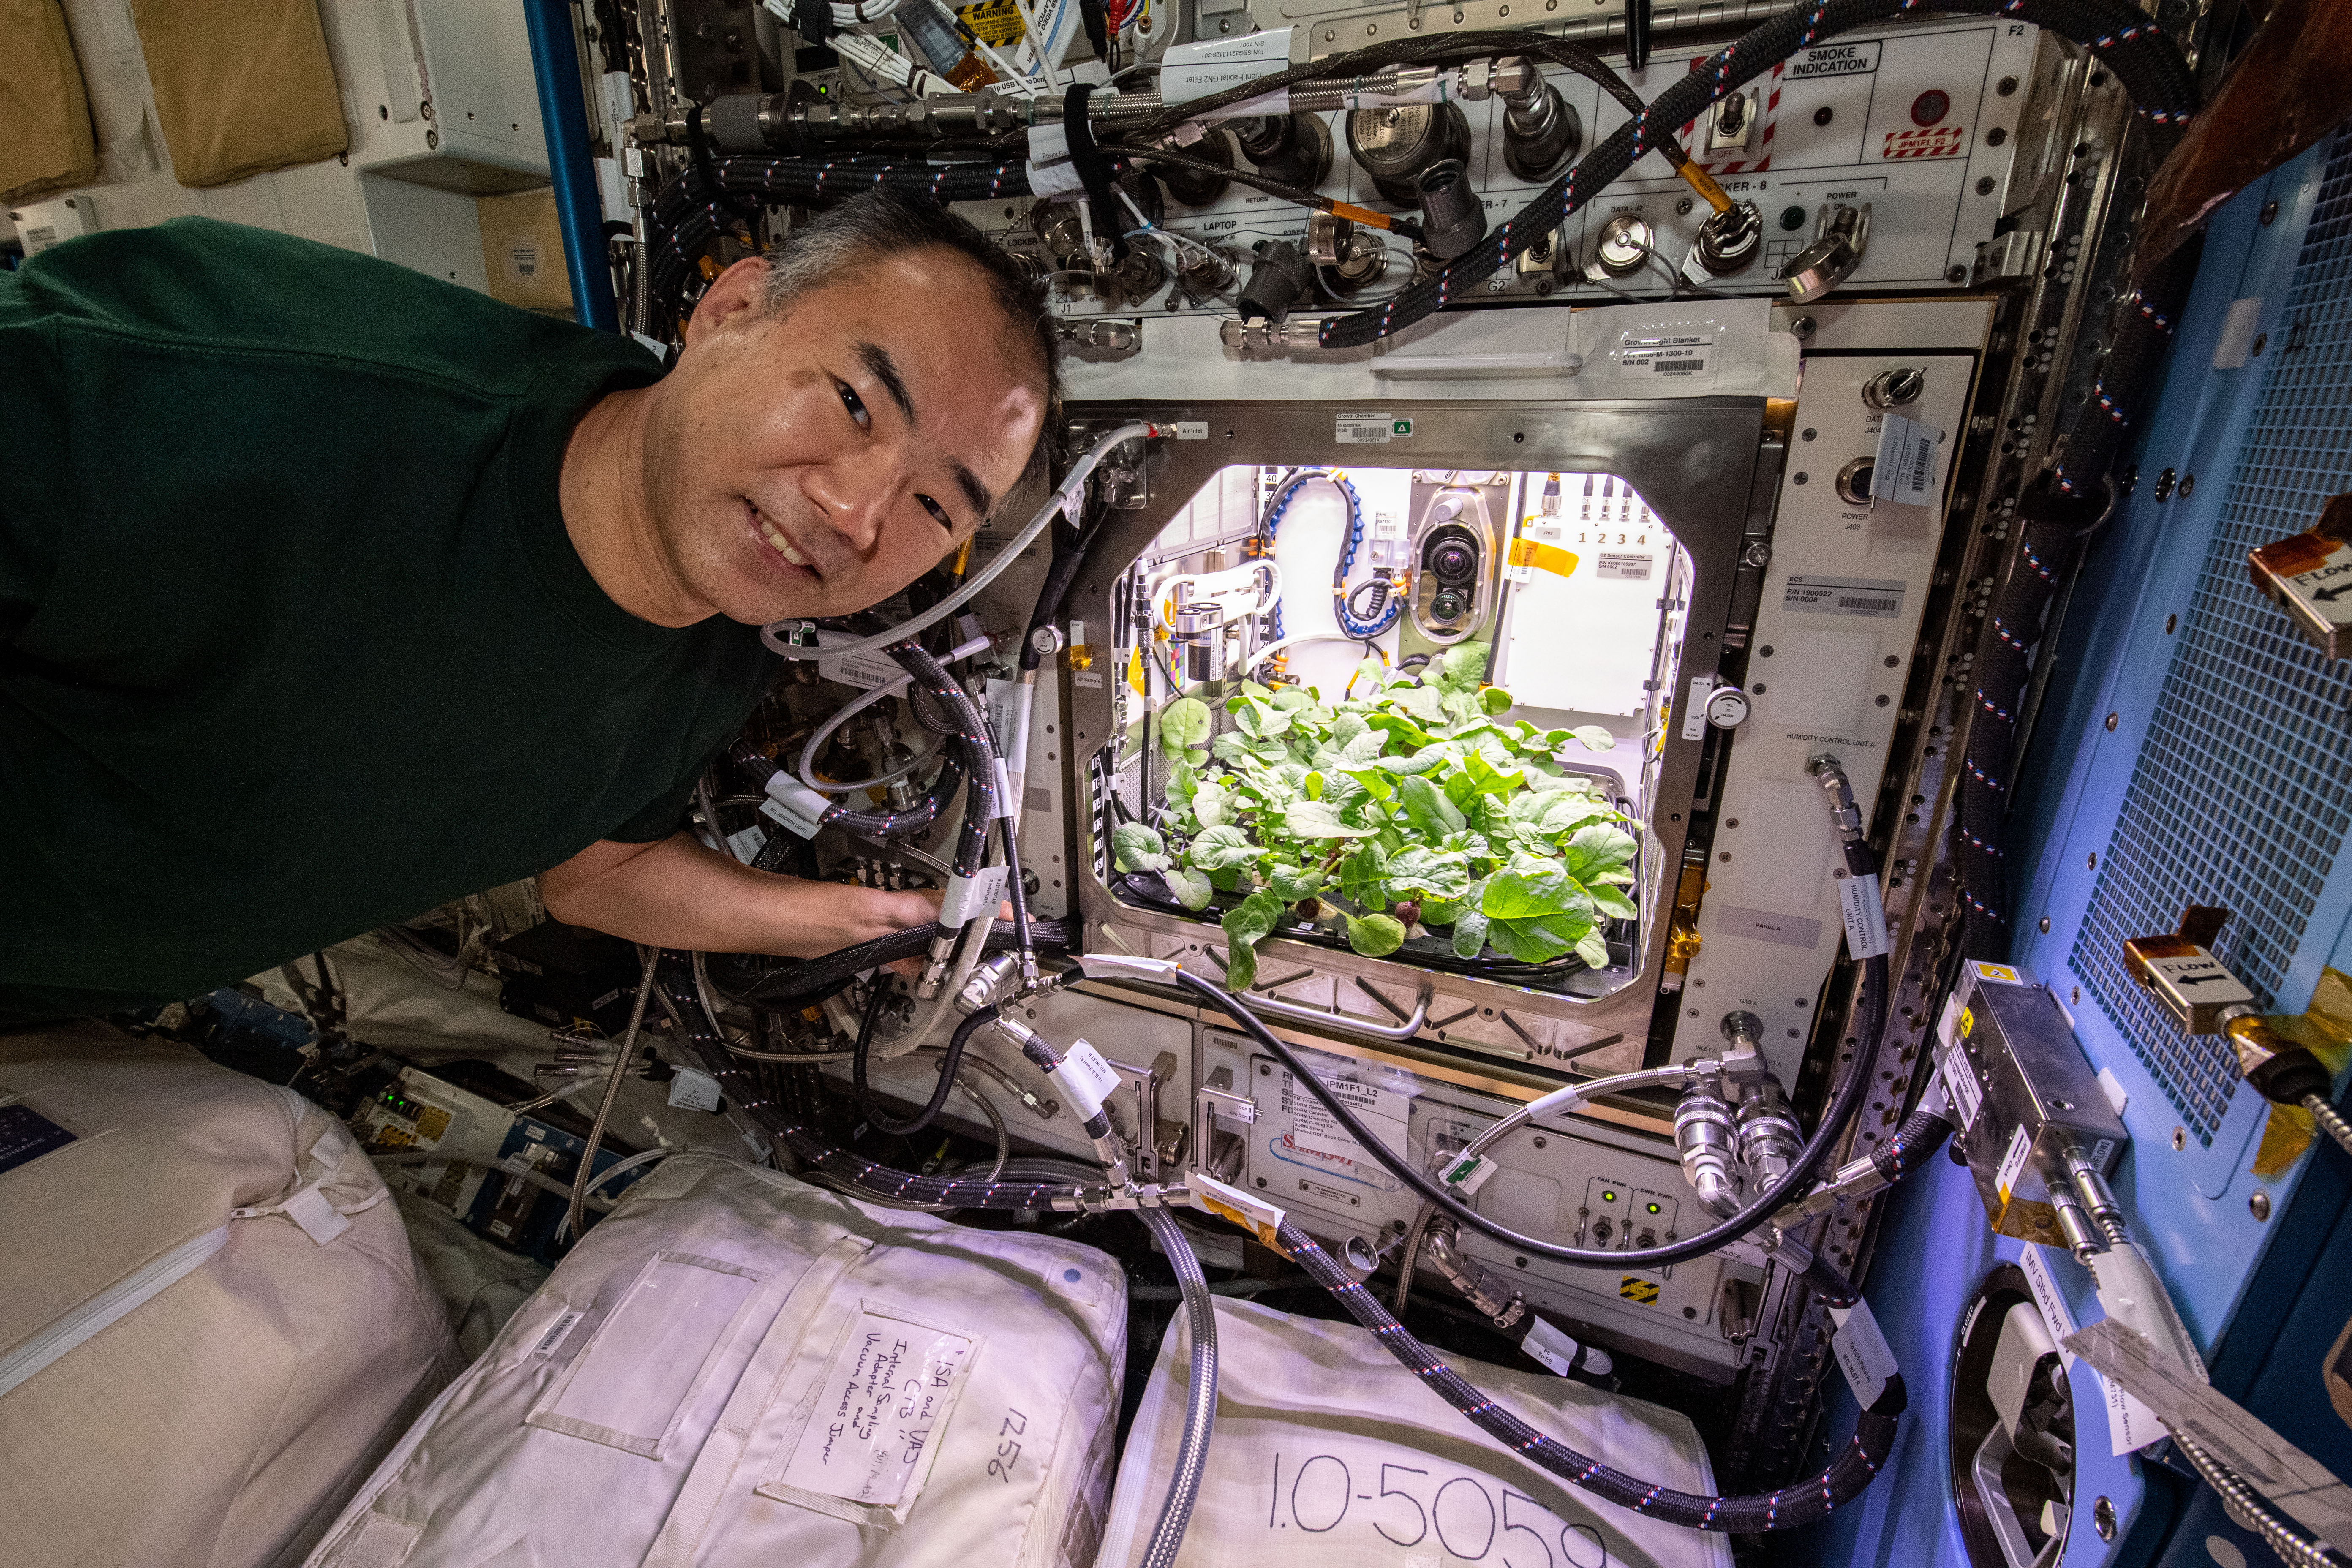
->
1100, 1299, 1734, 1568
306, 1153, 1127, 1568
0, 1023, 460, 1568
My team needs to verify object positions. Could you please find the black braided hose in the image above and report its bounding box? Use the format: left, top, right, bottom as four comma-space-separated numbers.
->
1278, 1219, 1908, 1531
1312, 0, 2196, 349
662, 972, 1903, 1532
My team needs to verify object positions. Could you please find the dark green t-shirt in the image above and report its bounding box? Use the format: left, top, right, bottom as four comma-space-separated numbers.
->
1, 218, 774, 1024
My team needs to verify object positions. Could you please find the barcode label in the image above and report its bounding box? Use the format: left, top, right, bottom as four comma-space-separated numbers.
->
1596, 552, 1654, 580
1614, 330, 1715, 383
1871, 411, 1944, 505
1784, 575, 1906, 619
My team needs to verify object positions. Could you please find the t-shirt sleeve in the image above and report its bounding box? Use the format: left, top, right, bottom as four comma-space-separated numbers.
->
607, 773, 702, 844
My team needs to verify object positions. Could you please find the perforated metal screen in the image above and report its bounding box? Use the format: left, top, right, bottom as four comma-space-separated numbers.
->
2070, 128, 2352, 1145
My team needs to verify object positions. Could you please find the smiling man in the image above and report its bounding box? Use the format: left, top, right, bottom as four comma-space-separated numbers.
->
0, 193, 1055, 1026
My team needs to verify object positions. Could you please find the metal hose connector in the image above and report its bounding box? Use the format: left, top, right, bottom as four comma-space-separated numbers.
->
2307, 1095, 2352, 1161
1137, 1206, 1219, 1568
2173, 1432, 2349, 1568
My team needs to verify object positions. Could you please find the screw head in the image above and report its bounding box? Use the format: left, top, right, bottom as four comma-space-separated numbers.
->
2093, 1497, 2116, 1541
1997, 75, 2019, 96
1977, 177, 1997, 196
1532, 1135, 1547, 1148
1948, 265, 1969, 283
1813, 106, 1833, 126
2039, 917, 2051, 933
2172, 1126, 2187, 1151
2249, 1190, 2272, 1221
1791, 315, 1816, 339
2105, 711, 2119, 731
2261, 199, 2280, 225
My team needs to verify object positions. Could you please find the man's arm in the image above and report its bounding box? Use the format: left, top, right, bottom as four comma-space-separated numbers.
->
539, 833, 941, 956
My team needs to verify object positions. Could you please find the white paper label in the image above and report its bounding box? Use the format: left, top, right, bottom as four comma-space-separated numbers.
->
1595, 552, 1654, 580
1995, 1122, 2033, 1204
1052, 1040, 1126, 1120
776, 1308, 975, 1508
819, 647, 910, 691
1785, 575, 1906, 618
667, 1067, 725, 1114
1073, 669, 1104, 688
1335, 411, 1410, 444
1828, 1299, 1900, 1407
1521, 1317, 1586, 1377
1157, 26, 1290, 103
1024, 122, 1086, 199
531, 1309, 586, 1358
1280, 1058, 1408, 1167
1872, 412, 1944, 505
1680, 674, 1715, 740
2020, 1245, 2079, 1368
1614, 331, 1714, 380
1940, 1043, 1984, 1131
937, 863, 1008, 926
761, 774, 832, 839
1440, 1151, 1498, 1195
725, 824, 769, 863
2102, 1365, 2168, 1456
1840, 874, 1891, 958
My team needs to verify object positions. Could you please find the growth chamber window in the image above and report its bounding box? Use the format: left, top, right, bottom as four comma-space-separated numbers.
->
1085, 463, 1694, 1000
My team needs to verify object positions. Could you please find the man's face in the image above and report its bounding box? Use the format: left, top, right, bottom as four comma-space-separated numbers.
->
638, 247, 1047, 626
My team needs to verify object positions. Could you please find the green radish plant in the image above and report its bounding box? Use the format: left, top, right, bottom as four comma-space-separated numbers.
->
1109, 643, 1639, 991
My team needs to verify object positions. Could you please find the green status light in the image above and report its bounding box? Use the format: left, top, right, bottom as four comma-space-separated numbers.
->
1601, 1190, 1618, 1204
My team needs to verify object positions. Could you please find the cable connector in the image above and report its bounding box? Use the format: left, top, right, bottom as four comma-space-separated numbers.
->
1807, 752, 1865, 844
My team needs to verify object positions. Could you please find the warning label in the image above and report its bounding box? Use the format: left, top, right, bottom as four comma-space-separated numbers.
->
956, 0, 1023, 44
1618, 1277, 1661, 1305
1882, 125, 1967, 161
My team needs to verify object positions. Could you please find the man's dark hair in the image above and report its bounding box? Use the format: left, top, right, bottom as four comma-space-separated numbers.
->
760, 192, 1062, 487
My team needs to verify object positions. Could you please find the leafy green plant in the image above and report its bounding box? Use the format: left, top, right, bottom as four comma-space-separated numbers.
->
1109, 643, 1637, 991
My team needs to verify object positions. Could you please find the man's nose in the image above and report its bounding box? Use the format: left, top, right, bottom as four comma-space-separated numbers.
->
803, 462, 894, 554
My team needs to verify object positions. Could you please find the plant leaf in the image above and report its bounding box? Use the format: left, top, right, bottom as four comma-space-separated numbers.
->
1483, 854, 1591, 920
1212, 732, 1255, 767
1388, 683, 1447, 724
1338, 843, 1388, 908
1486, 908, 1593, 963
1162, 865, 1216, 910
1575, 927, 1613, 968
1192, 780, 1231, 828
1160, 697, 1212, 759
1112, 822, 1171, 873
1188, 823, 1264, 871
1284, 798, 1377, 839
1268, 864, 1327, 902
1481, 685, 1514, 715
1384, 846, 1472, 900
1220, 888, 1286, 991
1569, 724, 1616, 752
1347, 913, 1407, 957
1398, 774, 1466, 836
1451, 901, 1491, 959
1561, 823, 1639, 883
1587, 882, 1639, 920
1437, 642, 1489, 691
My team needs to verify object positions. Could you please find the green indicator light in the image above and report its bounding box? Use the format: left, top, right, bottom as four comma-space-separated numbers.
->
1646, 1202, 1661, 1214
1601, 1190, 1618, 1203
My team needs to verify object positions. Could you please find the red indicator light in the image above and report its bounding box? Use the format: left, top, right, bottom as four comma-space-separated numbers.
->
1911, 90, 1951, 127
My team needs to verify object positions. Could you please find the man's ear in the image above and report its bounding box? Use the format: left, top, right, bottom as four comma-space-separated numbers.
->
682, 256, 772, 347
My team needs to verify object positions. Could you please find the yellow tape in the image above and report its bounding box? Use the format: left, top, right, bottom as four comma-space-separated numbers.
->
1507, 538, 1580, 578
1675, 159, 1734, 215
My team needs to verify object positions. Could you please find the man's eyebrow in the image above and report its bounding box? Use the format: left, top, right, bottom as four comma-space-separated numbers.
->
854, 341, 916, 426
950, 461, 993, 523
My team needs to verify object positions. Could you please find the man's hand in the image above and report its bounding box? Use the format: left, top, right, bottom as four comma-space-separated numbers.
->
539, 833, 943, 958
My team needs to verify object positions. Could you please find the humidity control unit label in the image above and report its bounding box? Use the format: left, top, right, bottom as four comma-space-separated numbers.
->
1784, 575, 1906, 618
